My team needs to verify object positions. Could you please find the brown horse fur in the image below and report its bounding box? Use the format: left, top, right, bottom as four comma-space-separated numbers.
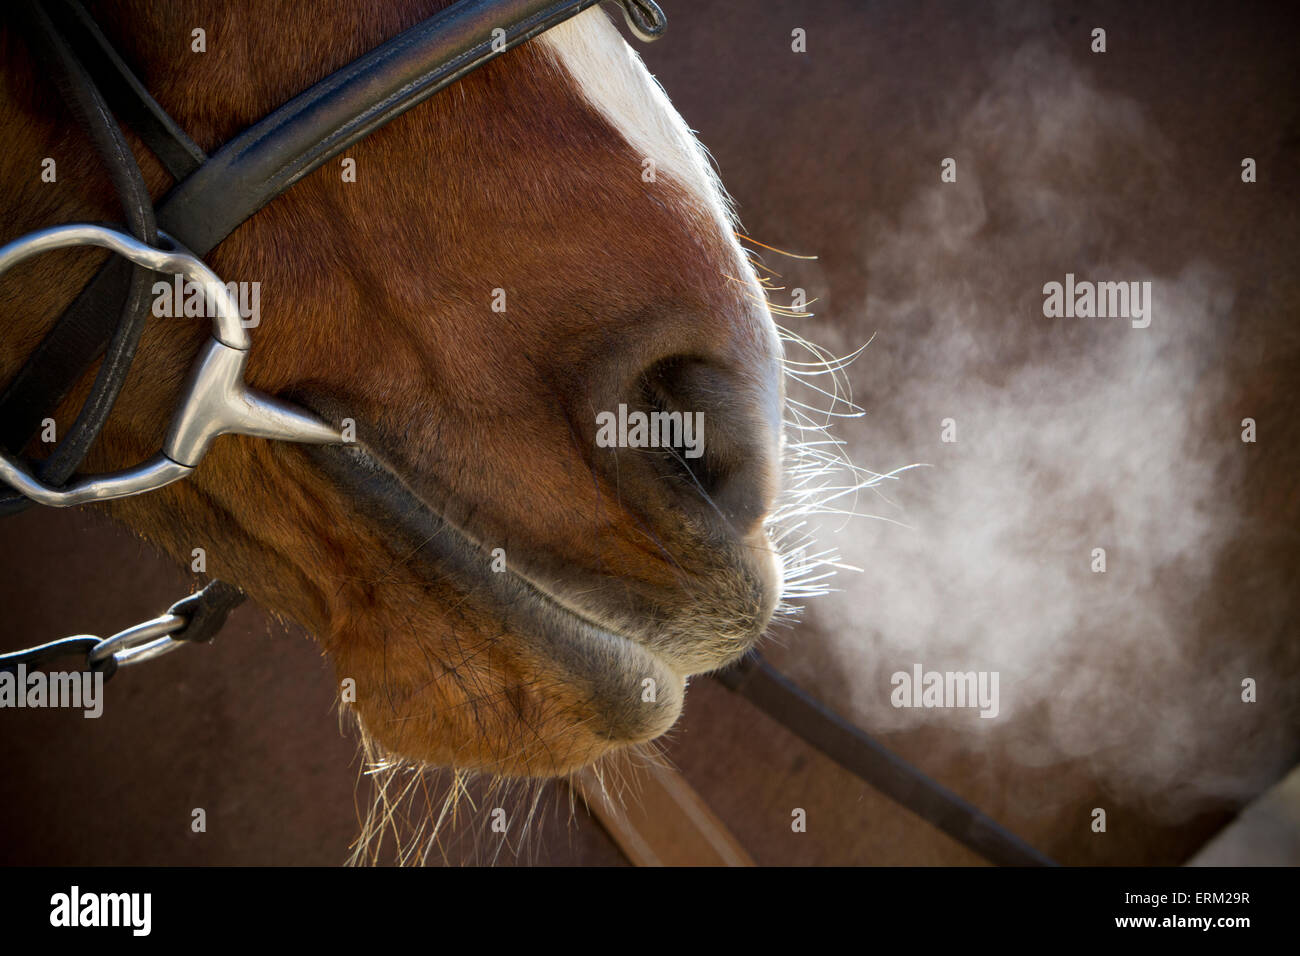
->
0, 1, 793, 775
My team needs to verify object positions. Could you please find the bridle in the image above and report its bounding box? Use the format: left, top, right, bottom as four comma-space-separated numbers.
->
1, 0, 666, 508
0, 0, 668, 667
0, 0, 1056, 867
0, 224, 342, 506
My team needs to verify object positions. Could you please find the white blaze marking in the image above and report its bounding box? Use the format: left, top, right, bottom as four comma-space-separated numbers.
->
537, 8, 741, 242
538, 9, 780, 432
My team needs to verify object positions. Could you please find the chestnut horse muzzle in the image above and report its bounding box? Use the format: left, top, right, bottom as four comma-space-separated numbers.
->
0, 0, 1054, 867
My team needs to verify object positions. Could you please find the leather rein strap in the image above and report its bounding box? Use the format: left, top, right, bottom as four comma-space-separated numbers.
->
713, 654, 1058, 867
0, 0, 163, 514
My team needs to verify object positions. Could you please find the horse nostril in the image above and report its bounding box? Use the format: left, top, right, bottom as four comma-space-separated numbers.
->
640, 359, 724, 496
631, 356, 780, 536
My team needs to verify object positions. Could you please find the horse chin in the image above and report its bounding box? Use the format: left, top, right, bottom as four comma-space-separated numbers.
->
302, 440, 770, 776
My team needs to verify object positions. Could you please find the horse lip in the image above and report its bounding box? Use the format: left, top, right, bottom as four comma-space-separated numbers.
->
301, 440, 686, 742
287, 395, 775, 665
308, 441, 651, 644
